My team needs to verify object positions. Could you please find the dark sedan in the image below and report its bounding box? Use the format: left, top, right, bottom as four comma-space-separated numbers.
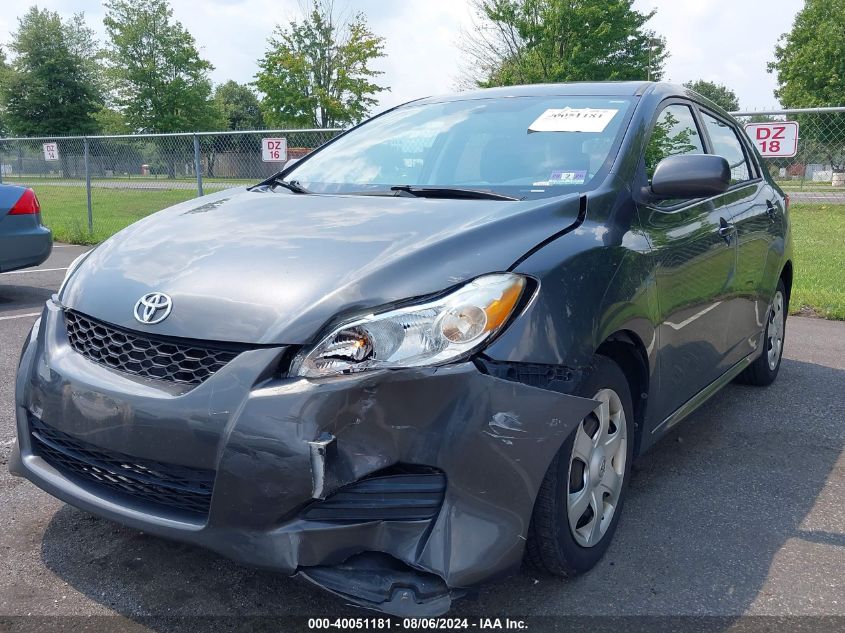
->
0, 185, 52, 272
11, 82, 791, 616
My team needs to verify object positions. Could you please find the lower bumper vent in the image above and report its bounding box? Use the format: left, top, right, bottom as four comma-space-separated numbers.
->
302, 467, 446, 522
29, 414, 214, 517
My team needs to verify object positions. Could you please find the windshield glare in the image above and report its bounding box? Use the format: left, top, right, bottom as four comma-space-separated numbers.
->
285, 96, 632, 200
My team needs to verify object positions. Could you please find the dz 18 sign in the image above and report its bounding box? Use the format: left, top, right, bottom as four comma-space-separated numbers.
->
744, 121, 799, 158
261, 137, 287, 162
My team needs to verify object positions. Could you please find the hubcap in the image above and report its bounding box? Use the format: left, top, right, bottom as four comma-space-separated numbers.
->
767, 290, 785, 371
567, 388, 628, 548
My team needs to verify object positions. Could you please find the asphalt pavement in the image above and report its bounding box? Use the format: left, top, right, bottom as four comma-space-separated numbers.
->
1, 247, 843, 629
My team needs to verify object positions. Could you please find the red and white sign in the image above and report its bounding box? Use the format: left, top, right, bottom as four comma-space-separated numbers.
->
42, 142, 59, 161
261, 137, 287, 162
744, 121, 799, 158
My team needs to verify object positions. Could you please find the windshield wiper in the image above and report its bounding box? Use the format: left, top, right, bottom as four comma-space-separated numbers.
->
389, 185, 520, 201
252, 172, 311, 194
272, 178, 310, 194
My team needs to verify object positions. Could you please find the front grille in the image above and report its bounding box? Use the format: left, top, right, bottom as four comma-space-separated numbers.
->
29, 414, 214, 517
302, 467, 446, 522
64, 310, 241, 386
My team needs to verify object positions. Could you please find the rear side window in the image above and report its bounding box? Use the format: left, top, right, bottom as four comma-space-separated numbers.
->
644, 104, 705, 179
700, 113, 752, 183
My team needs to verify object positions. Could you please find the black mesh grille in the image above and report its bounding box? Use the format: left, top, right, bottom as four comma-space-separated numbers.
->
29, 414, 214, 517
64, 310, 241, 385
302, 468, 446, 522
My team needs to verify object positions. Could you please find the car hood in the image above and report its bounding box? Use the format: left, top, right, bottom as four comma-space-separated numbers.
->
61, 187, 582, 344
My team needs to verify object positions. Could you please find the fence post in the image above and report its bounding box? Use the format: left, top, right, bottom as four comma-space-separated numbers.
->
84, 137, 93, 234
193, 134, 203, 197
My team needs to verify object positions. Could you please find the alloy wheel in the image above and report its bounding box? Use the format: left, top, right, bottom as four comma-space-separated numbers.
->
566, 388, 628, 548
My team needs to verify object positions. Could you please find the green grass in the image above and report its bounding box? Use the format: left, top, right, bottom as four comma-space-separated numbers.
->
4, 175, 256, 185
775, 180, 841, 191
789, 203, 845, 319
35, 185, 197, 244
30, 185, 845, 319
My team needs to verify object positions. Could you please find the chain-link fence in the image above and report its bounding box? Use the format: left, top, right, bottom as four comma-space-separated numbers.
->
731, 106, 845, 205
2, 108, 845, 244
0, 129, 341, 244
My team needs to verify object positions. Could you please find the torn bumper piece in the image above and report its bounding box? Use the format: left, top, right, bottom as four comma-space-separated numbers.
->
299, 552, 460, 617
11, 303, 598, 615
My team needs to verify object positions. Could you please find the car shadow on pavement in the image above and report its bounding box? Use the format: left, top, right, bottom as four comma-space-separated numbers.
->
0, 284, 54, 314
38, 357, 844, 629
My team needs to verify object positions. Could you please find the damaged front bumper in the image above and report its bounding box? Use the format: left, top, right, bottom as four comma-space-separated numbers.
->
10, 300, 597, 616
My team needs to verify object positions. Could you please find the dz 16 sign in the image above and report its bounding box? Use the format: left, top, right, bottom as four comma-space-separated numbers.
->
744, 121, 799, 158
261, 137, 287, 162
42, 142, 59, 161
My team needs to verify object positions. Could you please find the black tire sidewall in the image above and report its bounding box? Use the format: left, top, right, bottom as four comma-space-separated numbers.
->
751, 279, 788, 384
549, 355, 635, 573
765, 280, 788, 379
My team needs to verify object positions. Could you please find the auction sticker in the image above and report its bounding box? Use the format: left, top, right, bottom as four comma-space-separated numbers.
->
534, 170, 587, 186
529, 108, 618, 133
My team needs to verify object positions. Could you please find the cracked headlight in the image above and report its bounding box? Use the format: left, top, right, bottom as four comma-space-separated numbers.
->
291, 273, 528, 378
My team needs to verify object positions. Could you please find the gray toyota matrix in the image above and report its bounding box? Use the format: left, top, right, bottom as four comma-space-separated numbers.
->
12, 82, 792, 616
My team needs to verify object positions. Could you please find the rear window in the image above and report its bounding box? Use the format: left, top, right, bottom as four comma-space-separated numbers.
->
286, 96, 633, 200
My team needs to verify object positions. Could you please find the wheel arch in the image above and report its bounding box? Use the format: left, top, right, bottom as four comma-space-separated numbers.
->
596, 329, 650, 456
780, 259, 793, 310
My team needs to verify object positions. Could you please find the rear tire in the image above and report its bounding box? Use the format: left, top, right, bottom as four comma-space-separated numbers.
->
525, 355, 634, 577
736, 280, 787, 386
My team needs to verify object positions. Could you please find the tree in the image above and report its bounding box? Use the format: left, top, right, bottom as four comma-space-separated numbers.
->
256, 0, 387, 128
93, 106, 131, 135
0, 8, 102, 137
460, 0, 667, 88
768, 0, 845, 172
683, 80, 739, 112
205, 81, 264, 177
0, 48, 8, 137
214, 81, 264, 131
103, 0, 218, 134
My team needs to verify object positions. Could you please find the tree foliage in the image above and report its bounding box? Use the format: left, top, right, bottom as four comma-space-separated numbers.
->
461, 0, 667, 88
214, 81, 264, 130
103, 0, 218, 133
0, 48, 8, 136
0, 7, 102, 136
769, 0, 845, 171
256, 0, 387, 129
769, 0, 845, 108
682, 80, 739, 112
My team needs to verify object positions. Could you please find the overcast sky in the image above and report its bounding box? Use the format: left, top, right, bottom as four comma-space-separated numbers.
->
0, 0, 804, 115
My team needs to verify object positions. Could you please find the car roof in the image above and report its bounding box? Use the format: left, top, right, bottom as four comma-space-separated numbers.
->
407, 81, 692, 106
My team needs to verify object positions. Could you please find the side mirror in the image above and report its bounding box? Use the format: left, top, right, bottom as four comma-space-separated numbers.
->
650, 154, 730, 199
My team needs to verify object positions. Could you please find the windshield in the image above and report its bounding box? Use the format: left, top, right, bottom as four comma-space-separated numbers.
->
285, 96, 632, 200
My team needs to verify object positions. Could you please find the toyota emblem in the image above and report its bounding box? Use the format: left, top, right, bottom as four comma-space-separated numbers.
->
134, 292, 173, 325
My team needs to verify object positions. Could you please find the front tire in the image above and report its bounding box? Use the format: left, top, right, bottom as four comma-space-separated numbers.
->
525, 355, 634, 577
737, 280, 787, 386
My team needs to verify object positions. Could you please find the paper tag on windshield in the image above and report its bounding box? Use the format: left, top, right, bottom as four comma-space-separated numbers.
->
529, 108, 618, 133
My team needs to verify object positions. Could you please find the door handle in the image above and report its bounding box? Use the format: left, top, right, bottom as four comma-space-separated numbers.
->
718, 217, 735, 244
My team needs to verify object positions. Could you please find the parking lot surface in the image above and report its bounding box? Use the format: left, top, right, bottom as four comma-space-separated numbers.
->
1, 247, 843, 628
